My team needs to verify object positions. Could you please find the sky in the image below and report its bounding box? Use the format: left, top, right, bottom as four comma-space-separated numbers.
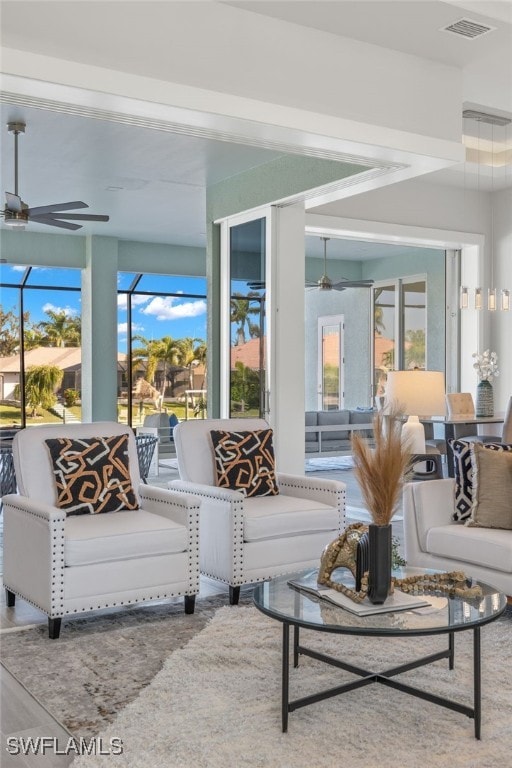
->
0, 265, 208, 353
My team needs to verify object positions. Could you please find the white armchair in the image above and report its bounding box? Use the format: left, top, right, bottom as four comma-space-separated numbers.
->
3, 422, 200, 639
170, 418, 345, 604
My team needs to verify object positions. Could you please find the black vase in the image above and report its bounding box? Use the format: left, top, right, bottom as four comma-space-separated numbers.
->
367, 523, 392, 604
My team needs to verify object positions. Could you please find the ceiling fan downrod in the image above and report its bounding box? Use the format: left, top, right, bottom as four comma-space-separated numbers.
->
8, 122, 26, 198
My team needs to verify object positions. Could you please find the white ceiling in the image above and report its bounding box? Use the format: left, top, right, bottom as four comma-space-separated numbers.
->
225, 0, 512, 67
1, 0, 511, 252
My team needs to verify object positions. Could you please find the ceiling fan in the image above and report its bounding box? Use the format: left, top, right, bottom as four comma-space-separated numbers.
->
1, 122, 110, 231
248, 236, 374, 291
307, 236, 374, 291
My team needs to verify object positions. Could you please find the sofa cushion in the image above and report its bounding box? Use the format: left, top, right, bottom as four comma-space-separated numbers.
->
243, 495, 339, 542
305, 411, 318, 442
450, 439, 512, 522
210, 428, 279, 497
45, 435, 139, 516
467, 443, 512, 530
64, 509, 188, 566
317, 410, 350, 441
349, 409, 374, 438
426, 525, 512, 574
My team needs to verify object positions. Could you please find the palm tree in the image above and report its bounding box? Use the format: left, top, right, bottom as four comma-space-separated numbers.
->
25, 364, 63, 417
405, 329, 426, 369
152, 336, 181, 397
132, 335, 161, 386
175, 337, 202, 389
230, 293, 261, 346
38, 309, 81, 347
194, 341, 207, 388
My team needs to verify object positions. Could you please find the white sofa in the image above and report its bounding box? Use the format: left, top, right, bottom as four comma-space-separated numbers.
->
403, 478, 512, 596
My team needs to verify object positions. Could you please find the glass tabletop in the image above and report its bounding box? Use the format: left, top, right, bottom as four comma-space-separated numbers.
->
253, 568, 507, 637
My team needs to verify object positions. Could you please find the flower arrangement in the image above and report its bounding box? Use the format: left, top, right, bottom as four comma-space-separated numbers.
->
472, 350, 499, 382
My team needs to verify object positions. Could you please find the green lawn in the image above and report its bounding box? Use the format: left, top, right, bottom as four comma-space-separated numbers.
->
0, 399, 205, 429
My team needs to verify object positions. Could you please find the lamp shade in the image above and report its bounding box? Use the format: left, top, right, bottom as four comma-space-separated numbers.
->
384, 371, 446, 417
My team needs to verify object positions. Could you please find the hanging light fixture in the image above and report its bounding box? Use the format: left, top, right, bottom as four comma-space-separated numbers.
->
460, 109, 511, 311
488, 122, 497, 311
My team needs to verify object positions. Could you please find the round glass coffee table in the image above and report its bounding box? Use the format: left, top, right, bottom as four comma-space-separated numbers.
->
253, 568, 507, 738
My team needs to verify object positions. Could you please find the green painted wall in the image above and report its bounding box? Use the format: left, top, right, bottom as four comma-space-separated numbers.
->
364, 248, 445, 372
305, 248, 445, 410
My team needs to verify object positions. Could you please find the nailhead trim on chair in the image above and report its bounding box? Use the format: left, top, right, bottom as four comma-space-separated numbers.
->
6, 494, 200, 618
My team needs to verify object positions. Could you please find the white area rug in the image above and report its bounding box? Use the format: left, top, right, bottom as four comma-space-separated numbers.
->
73, 606, 511, 768
305, 456, 355, 472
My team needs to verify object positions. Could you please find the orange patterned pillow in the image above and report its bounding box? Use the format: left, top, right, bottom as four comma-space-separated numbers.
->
45, 434, 139, 515
210, 429, 279, 497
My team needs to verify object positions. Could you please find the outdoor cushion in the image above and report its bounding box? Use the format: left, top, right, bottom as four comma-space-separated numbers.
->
243, 494, 338, 542
65, 509, 188, 566
305, 411, 318, 442
317, 410, 350, 441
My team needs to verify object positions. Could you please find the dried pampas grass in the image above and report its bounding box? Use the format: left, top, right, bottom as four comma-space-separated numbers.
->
351, 410, 413, 526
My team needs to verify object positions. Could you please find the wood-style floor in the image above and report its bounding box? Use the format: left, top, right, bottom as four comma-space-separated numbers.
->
0, 461, 401, 765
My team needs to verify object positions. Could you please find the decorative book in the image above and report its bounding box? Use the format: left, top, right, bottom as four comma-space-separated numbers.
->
288, 571, 431, 617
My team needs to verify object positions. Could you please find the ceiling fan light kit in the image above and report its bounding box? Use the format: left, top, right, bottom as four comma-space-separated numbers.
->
2, 122, 110, 232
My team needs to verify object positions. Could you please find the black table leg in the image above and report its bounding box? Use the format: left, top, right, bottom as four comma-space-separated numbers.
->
445, 424, 456, 477
449, 631, 455, 670
282, 622, 290, 733
474, 626, 481, 740
293, 625, 299, 668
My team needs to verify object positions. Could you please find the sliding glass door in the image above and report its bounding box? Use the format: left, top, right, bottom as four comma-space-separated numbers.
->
220, 209, 273, 418
373, 275, 427, 398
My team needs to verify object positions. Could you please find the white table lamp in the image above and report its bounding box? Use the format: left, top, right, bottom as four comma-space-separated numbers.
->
384, 371, 446, 453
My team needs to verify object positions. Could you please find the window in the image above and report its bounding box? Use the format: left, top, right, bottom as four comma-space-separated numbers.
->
117, 273, 207, 427
228, 218, 266, 418
0, 265, 82, 428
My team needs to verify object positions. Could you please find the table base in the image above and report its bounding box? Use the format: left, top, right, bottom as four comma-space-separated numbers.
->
282, 623, 481, 738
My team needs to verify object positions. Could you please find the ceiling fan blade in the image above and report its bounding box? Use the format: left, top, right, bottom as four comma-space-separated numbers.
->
331, 280, 374, 290
5, 192, 22, 212
247, 281, 265, 290
32, 212, 110, 222
26, 201, 88, 217
31, 215, 82, 231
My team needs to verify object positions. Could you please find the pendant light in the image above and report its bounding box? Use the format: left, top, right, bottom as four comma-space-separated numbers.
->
460, 109, 511, 311
488, 123, 496, 311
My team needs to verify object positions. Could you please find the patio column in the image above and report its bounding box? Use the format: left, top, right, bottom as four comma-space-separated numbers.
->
81, 236, 119, 422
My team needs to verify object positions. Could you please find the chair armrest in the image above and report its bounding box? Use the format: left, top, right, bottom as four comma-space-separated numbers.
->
138, 483, 201, 529
277, 473, 346, 504
169, 480, 245, 584
169, 479, 245, 503
403, 479, 456, 558
2, 495, 67, 616
2, 493, 66, 524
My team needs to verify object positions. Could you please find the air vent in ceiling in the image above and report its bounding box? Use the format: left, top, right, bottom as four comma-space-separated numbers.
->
441, 18, 496, 39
